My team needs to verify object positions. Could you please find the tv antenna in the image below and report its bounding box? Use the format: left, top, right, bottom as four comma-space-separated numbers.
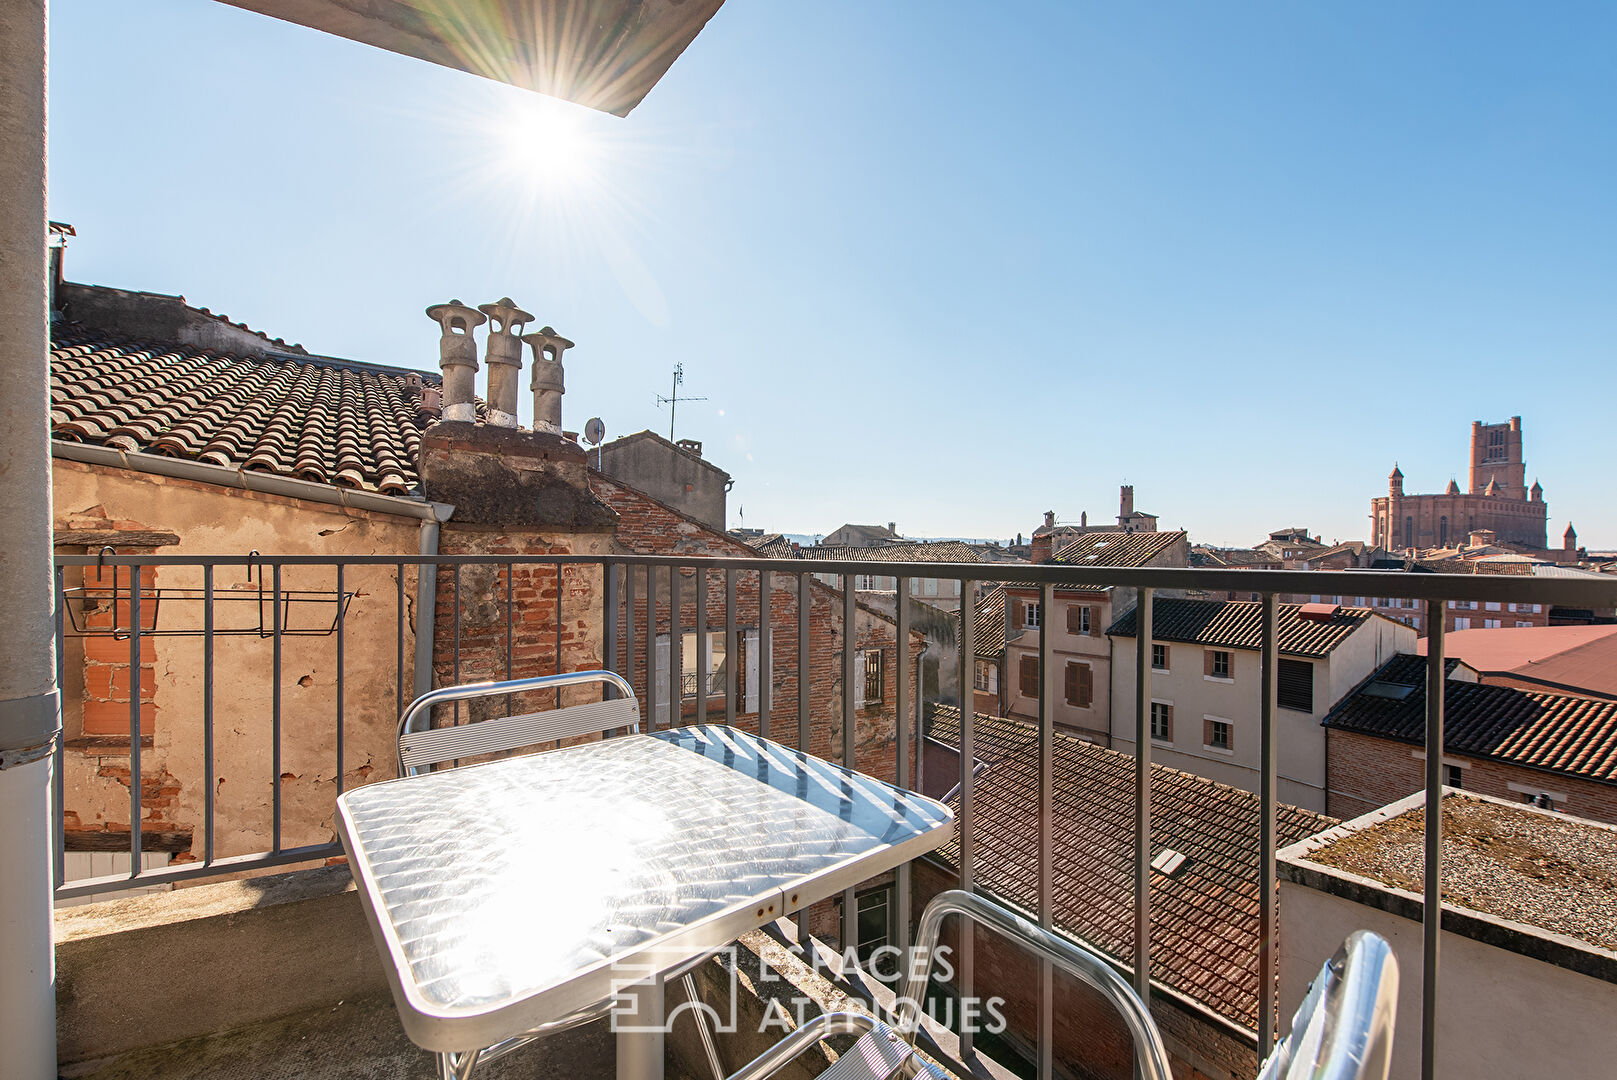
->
655, 363, 707, 441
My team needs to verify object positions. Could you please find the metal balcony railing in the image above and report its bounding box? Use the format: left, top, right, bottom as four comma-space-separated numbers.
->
49, 551, 1617, 1080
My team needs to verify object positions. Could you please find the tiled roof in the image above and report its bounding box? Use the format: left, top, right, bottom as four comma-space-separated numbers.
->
970, 585, 1007, 661
1002, 531, 1187, 596
1108, 598, 1373, 658
50, 322, 438, 495
1327, 654, 1617, 785
748, 533, 797, 559
927, 706, 1334, 1029
785, 541, 985, 564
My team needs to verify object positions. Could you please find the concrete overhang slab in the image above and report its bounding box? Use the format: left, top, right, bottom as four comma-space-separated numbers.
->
217, 0, 724, 116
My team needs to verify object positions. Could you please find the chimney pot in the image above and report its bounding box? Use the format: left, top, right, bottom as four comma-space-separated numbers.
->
477, 298, 534, 428
426, 300, 487, 422
523, 325, 575, 435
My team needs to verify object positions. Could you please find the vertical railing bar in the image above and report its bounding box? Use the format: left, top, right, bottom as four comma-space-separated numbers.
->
958, 579, 976, 1056
130, 563, 144, 876
895, 575, 912, 958
204, 564, 215, 865
1423, 600, 1446, 1080
646, 566, 659, 729
506, 561, 514, 682
758, 569, 771, 740
52, 565, 66, 890
1259, 592, 1279, 1054
724, 568, 737, 725
555, 561, 563, 709
1037, 581, 1055, 1080
452, 564, 461, 725
697, 566, 709, 725
394, 563, 404, 727
841, 572, 858, 954
605, 560, 621, 700
1133, 585, 1153, 1001
797, 572, 810, 752
335, 564, 345, 795
271, 563, 282, 855
670, 564, 682, 729
625, 562, 638, 707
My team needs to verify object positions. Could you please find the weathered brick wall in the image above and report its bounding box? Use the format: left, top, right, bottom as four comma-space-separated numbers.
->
911, 859, 1259, 1080
595, 474, 921, 787
1326, 728, 1617, 824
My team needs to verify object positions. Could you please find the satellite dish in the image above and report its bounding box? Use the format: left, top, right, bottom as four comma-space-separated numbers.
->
584, 417, 605, 446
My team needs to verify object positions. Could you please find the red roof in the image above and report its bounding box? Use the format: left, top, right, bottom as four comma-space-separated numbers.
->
1419, 625, 1617, 699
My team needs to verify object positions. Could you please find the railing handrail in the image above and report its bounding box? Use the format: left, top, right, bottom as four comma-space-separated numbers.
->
51, 552, 1617, 607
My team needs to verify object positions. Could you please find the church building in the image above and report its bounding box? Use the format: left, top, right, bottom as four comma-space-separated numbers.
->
1370, 417, 1548, 550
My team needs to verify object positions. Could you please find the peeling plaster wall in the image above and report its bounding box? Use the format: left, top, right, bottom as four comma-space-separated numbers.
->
52, 459, 424, 867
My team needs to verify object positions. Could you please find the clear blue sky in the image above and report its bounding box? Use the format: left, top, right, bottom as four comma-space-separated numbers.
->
47, 1, 1616, 548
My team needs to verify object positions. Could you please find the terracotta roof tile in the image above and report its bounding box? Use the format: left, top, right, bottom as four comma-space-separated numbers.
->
50, 322, 442, 495
1326, 654, 1617, 785
927, 706, 1334, 1028
1108, 597, 1374, 658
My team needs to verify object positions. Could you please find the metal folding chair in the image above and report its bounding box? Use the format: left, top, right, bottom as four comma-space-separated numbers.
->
1257, 931, 1399, 1080
723, 889, 1174, 1080
394, 671, 724, 1080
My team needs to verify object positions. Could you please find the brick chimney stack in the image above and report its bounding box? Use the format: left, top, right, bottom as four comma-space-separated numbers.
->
478, 298, 534, 428
426, 300, 486, 422
523, 326, 574, 435
1030, 510, 1056, 564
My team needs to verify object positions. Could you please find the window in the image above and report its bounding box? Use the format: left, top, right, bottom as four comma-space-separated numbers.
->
862, 649, 884, 706
1024, 601, 1042, 629
923, 578, 938, 597
1206, 649, 1232, 680
1150, 702, 1173, 741
1278, 658, 1314, 712
1404, 516, 1413, 548
973, 660, 998, 693
1516, 621, 1533, 628
1485, 601, 1501, 612
843, 885, 894, 965
1524, 792, 1556, 811
1205, 719, 1232, 751
1064, 661, 1093, 708
1019, 654, 1040, 697
1066, 604, 1092, 636
1445, 764, 1463, 789
681, 631, 727, 698
1152, 644, 1169, 672
857, 574, 880, 591
1454, 617, 1471, 630
1483, 619, 1501, 629
1439, 516, 1448, 546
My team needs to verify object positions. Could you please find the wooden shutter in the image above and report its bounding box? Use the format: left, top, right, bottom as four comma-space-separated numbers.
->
1020, 654, 1039, 697
1065, 663, 1079, 704
1204, 650, 1217, 676
1278, 658, 1314, 712
1066, 604, 1079, 634
1079, 663, 1093, 707
1013, 600, 1024, 628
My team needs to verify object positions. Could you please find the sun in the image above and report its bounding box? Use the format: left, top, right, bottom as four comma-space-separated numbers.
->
496, 95, 601, 191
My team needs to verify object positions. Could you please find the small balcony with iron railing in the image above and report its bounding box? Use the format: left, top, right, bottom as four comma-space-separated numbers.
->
44, 551, 1617, 1080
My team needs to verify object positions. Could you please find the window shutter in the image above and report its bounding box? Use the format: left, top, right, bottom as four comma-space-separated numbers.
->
854, 651, 867, 707
1020, 655, 1039, 697
744, 628, 760, 713
1278, 658, 1314, 712
1204, 650, 1216, 677
1066, 605, 1080, 634
1079, 664, 1093, 707
1014, 600, 1024, 627
1065, 663, 1078, 704
1163, 703, 1174, 740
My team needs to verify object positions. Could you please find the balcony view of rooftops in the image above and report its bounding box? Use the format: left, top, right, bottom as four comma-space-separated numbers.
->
5, 4, 1616, 1080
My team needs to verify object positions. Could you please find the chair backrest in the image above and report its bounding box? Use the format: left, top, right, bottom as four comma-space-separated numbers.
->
396, 670, 638, 776
897, 890, 1174, 1080
1257, 930, 1399, 1080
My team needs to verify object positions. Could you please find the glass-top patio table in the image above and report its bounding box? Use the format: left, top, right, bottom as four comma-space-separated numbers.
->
336, 723, 955, 1080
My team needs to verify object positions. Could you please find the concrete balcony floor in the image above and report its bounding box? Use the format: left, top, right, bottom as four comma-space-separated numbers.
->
60, 990, 668, 1080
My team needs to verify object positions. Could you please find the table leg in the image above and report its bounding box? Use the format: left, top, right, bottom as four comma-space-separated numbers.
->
616, 972, 666, 1080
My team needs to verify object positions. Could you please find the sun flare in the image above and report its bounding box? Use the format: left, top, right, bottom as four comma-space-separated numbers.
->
496, 96, 600, 191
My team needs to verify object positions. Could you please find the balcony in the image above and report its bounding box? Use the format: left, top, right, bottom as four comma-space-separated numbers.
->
44, 552, 1617, 1079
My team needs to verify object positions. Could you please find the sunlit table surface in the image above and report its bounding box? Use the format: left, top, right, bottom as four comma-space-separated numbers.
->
335, 723, 954, 1070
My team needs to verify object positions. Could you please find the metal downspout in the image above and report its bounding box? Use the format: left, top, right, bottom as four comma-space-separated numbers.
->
413, 510, 450, 704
